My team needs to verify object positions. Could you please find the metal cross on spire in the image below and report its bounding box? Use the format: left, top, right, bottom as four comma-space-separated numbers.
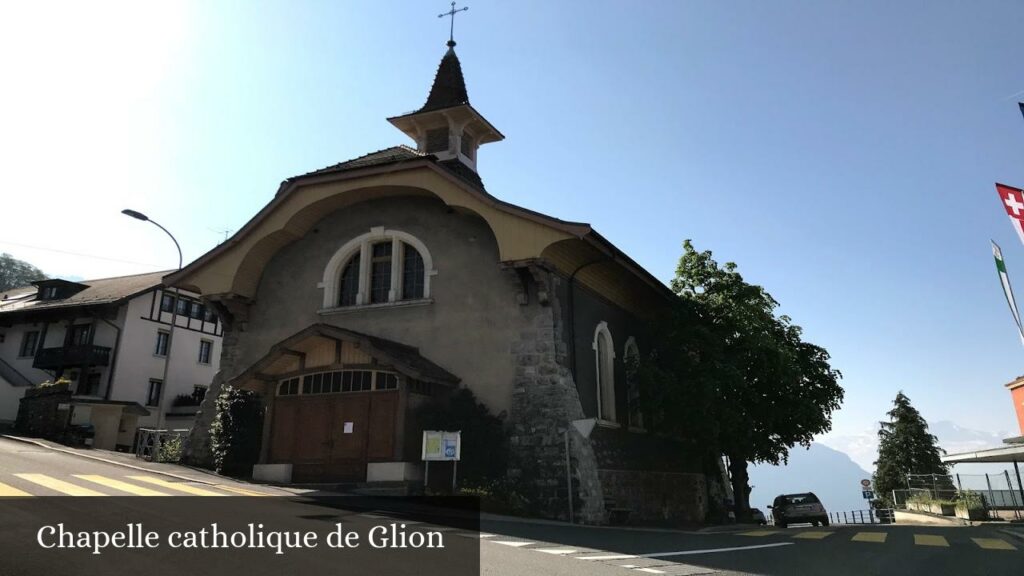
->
438, 2, 468, 47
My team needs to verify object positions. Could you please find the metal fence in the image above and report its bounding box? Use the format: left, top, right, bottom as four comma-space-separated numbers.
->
134, 428, 190, 462
828, 509, 895, 525
954, 472, 1024, 511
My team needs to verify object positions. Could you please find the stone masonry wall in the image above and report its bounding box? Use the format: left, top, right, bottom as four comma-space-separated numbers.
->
598, 470, 707, 526
507, 269, 605, 524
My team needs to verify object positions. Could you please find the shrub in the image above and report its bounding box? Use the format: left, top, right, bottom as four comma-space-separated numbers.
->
955, 490, 986, 510
157, 435, 184, 463
210, 386, 264, 476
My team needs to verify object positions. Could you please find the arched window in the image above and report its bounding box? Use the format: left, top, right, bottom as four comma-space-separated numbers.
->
320, 227, 435, 310
624, 337, 642, 429
593, 322, 616, 422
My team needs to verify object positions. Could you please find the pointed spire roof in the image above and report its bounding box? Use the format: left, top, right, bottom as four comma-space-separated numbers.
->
417, 43, 469, 113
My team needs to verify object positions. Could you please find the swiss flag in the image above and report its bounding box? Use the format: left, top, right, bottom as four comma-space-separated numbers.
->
997, 183, 1024, 247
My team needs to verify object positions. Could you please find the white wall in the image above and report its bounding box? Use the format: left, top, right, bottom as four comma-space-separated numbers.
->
0, 374, 26, 424
114, 290, 221, 428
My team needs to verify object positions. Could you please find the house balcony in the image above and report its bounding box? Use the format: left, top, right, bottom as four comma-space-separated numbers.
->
32, 345, 112, 370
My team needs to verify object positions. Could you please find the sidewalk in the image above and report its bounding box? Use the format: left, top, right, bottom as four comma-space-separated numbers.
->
1, 434, 295, 494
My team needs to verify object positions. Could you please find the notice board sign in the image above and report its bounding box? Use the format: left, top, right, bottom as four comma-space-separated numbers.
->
422, 430, 461, 461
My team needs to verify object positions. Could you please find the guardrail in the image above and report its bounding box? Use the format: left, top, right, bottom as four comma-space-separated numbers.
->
828, 509, 895, 525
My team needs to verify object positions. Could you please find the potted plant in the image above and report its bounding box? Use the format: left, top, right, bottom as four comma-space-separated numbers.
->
954, 490, 987, 521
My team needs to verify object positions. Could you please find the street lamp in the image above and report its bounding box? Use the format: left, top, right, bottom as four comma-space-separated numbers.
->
122, 209, 182, 459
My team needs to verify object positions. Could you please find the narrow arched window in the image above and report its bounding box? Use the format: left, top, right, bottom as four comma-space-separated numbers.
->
402, 243, 425, 300
594, 323, 616, 422
339, 252, 361, 307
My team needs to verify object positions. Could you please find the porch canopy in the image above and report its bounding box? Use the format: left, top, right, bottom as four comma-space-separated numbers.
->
942, 442, 1024, 465
228, 323, 460, 391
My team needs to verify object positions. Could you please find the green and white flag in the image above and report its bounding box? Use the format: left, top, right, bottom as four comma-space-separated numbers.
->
992, 241, 1024, 345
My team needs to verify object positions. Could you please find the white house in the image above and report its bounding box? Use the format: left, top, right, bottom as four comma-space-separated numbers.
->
0, 271, 222, 450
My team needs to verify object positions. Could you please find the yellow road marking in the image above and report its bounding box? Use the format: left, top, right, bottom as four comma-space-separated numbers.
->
127, 476, 225, 496
792, 531, 833, 540
0, 482, 31, 497
15, 474, 105, 496
914, 534, 949, 547
851, 532, 887, 543
214, 484, 270, 497
74, 475, 170, 496
973, 538, 1016, 551
738, 530, 778, 537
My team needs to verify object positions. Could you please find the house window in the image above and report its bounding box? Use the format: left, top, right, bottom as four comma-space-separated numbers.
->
323, 228, 435, 309
155, 331, 169, 357
279, 370, 398, 396
190, 302, 204, 319
278, 377, 300, 396
624, 338, 642, 429
192, 385, 208, 403
376, 373, 398, 390
39, 286, 58, 299
160, 293, 175, 313
68, 324, 90, 346
402, 243, 425, 300
19, 331, 39, 357
147, 380, 163, 406
80, 372, 102, 396
369, 242, 393, 304
176, 298, 189, 316
593, 322, 616, 423
198, 340, 213, 364
203, 307, 217, 323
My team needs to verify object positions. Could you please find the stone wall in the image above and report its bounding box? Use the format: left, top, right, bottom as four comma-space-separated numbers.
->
506, 269, 605, 524
598, 469, 707, 526
15, 384, 72, 441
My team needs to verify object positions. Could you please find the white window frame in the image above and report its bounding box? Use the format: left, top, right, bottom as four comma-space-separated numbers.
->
593, 321, 617, 424
318, 227, 436, 310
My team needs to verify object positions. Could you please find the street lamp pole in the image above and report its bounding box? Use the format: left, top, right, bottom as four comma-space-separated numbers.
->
122, 209, 182, 459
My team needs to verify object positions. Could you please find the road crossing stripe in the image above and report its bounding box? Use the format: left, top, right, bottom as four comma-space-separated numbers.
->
577, 554, 639, 561
635, 569, 665, 574
361, 514, 392, 519
638, 542, 793, 557
534, 548, 579, 555
738, 530, 777, 537
74, 475, 170, 496
972, 538, 1016, 551
213, 484, 270, 496
0, 482, 31, 497
913, 534, 949, 547
493, 541, 533, 547
126, 476, 226, 496
792, 531, 833, 540
15, 474, 105, 496
851, 532, 887, 543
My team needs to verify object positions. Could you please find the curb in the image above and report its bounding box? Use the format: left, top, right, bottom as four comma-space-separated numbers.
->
1, 434, 225, 487
999, 528, 1024, 543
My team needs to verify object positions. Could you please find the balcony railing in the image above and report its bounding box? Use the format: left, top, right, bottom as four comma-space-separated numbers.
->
32, 345, 112, 370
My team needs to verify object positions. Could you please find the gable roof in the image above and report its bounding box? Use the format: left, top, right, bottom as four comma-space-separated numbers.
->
298, 145, 488, 192
0, 270, 170, 317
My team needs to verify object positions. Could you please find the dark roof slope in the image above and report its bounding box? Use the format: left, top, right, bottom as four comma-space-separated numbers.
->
0, 357, 32, 387
418, 47, 469, 113
0, 270, 169, 316
297, 145, 487, 192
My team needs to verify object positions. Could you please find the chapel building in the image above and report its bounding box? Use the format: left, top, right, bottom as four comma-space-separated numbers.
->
170, 39, 711, 524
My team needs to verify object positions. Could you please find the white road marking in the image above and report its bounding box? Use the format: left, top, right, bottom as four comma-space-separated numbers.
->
493, 541, 533, 547
619, 565, 639, 569
637, 542, 794, 557
534, 548, 579, 555
360, 514, 392, 519
577, 553, 639, 561
635, 569, 665, 574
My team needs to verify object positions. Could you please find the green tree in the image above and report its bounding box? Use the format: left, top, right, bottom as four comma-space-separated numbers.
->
0, 253, 46, 291
873, 392, 950, 498
641, 241, 844, 520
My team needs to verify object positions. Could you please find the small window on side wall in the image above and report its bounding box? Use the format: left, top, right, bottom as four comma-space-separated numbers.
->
593, 322, 616, 423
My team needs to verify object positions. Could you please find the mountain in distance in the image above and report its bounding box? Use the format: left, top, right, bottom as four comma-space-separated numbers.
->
748, 442, 872, 515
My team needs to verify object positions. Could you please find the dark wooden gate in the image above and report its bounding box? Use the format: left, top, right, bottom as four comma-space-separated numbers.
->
269, 392, 398, 483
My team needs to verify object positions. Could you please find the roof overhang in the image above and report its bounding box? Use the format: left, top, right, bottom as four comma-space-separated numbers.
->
387, 103, 504, 144
1006, 375, 1024, 391
942, 443, 1024, 464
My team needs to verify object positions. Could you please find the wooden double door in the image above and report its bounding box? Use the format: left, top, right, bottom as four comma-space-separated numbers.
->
269, 391, 398, 483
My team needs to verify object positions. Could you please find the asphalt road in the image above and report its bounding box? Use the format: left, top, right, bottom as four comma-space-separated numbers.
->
0, 438, 1020, 576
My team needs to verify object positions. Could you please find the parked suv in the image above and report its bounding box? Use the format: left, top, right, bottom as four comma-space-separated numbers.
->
768, 493, 828, 528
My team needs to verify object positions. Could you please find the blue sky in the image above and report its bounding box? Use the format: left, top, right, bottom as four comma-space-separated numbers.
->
3, 1, 1024, 446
